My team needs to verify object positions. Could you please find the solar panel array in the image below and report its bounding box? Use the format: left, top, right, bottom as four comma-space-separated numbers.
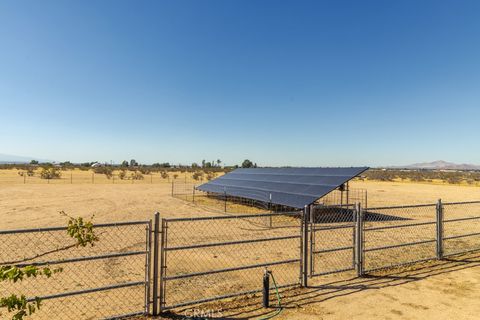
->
196, 167, 369, 209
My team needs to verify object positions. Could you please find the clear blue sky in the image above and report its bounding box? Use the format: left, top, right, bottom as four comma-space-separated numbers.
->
1, 1, 479, 167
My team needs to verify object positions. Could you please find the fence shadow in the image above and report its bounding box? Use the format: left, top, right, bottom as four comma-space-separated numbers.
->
312, 208, 411, 224
162, 251, 480, 319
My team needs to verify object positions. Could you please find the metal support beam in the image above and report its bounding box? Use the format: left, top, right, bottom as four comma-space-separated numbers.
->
436, 199, 444, 260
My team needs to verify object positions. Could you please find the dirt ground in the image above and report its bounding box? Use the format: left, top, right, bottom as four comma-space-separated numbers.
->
1, 175, 480, 319
172, 251, 480, 320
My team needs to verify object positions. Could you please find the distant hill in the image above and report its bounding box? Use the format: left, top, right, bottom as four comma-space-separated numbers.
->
393, 160, 480, 170
0, 153, 52, 164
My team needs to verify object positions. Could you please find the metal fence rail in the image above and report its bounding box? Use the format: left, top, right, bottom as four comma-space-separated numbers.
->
0, 221, 151, 320
443, 201, 480, 257
3, 200, 480, 318
309, 205, 357, 277
156, 212, 303, 311
362, 204, 437, 273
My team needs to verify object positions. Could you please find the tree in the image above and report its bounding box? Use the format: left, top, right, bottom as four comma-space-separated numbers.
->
216, 159, 222, 167
29, 160, 39, 165
241, 159, 254, 168
121, 160, 129, 167
130, 159, 138, 167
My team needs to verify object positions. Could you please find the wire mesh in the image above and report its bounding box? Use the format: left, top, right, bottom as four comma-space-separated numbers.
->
317, 188, 368, 208
309, 205, 356, 276
0, 222, 150, 319
160, 212, 302, 310
443, 201, 480, 256
362, 204, 437, 272
172, 182, 313, 214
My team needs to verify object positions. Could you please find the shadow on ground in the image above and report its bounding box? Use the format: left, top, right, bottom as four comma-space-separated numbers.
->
151, 251, 480, 319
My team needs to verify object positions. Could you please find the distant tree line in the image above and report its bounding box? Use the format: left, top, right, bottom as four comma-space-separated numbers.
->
0, 159, 260, 179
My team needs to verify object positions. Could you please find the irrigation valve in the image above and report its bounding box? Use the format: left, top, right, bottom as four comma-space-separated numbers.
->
263, 268, 271, 308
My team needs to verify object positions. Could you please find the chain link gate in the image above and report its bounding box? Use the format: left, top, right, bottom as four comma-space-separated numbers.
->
307, 204, 358, 278
151, 211, 304, 313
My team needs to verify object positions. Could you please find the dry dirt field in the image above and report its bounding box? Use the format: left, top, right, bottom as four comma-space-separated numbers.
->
1, 170, 480, 319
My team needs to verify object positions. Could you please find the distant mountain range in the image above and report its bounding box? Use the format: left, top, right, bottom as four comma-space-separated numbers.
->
391, 160, 480, 170
0, 153, 53, 164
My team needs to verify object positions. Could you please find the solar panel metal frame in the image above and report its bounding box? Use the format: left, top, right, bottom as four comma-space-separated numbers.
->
196, 167, 369, 209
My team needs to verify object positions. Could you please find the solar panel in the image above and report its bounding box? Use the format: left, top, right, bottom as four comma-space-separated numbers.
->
196, 167, 369, 209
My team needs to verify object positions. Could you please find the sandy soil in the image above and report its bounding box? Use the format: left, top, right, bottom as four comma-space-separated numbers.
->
1, 175, 480, 319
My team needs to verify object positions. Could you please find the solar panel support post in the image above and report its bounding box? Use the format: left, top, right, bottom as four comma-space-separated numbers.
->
354, 203, 364, 277
436, 199, 444, 260
301, 205, 310, 287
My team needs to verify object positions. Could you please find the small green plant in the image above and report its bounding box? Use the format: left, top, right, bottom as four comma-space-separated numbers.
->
60, 211, 99, 247
0, 265, 62, 283
0, 266, 62, 319
0, 295, 41, 320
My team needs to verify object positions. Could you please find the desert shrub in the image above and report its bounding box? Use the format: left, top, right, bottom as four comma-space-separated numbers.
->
138, 167, 151, 175
93, 166, 113, 179
39, 168, 61, 179
118, 170, 127, 180
160, 171, 168, 179
206, 172, 216, 181
447, 176, 462, 184
130, 172, 144, 180
192, 171, 204, 181
173, 174, 178, 180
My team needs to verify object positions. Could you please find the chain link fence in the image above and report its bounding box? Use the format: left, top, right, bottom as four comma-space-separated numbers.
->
172, 182, 366, 214
443, 201, 480, 256
2, 200, 480, 318
0, 221, 151, 319
157, 212, 303, 311
362, 204, 437, 272
309, 205, 356, 276
171, 182, 288, 214
0, 170, 222, 185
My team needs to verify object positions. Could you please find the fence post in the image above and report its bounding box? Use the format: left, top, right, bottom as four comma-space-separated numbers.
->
355, 203, 364, 277
436, 199, 444, 260
224, 191, 227, 212
145, 219, 152, 315
191, 185, 194, 203
152, 212, 160, 315
171, 181, 174, 196
301, 205, 310, 287
309, 204, 315, 276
